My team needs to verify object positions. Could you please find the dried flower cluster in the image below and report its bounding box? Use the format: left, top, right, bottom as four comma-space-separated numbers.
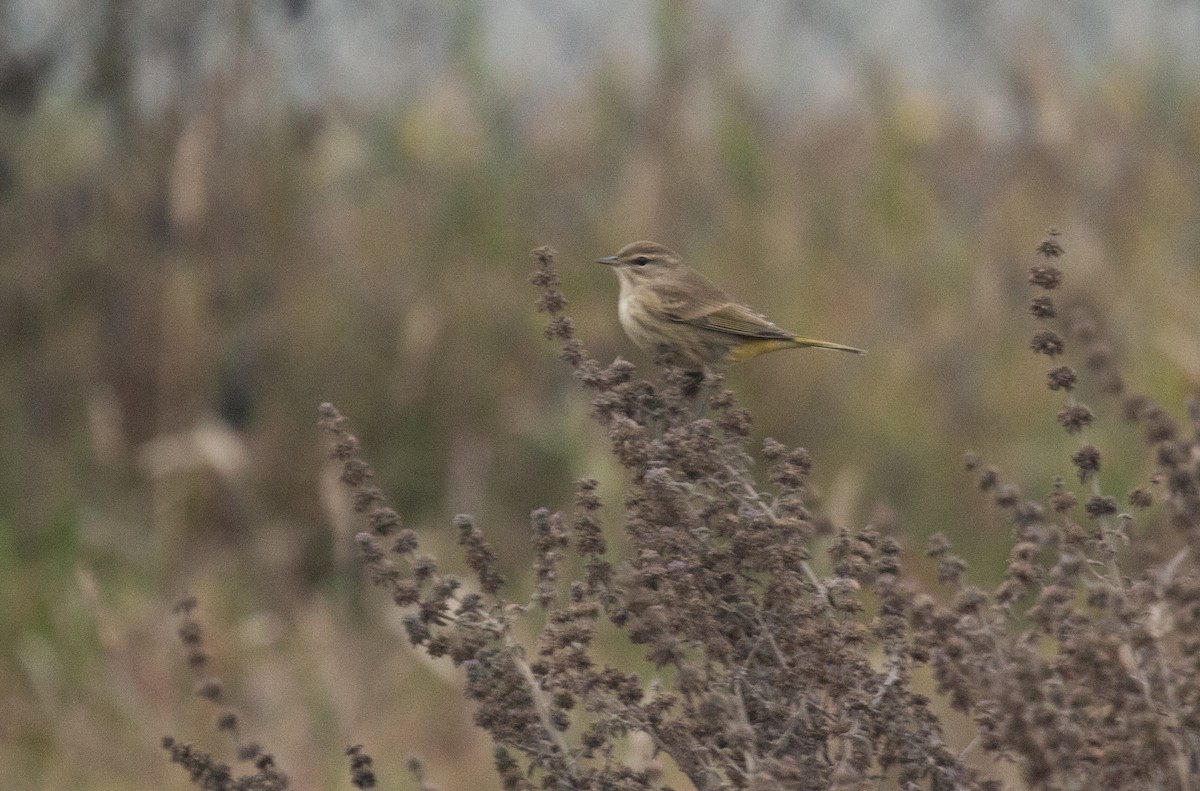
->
166, 238, 1200, 791
303, 248, 975, 789
163, 596, 380, 790
911, 230, 1200, 789
162, 596, 303, 790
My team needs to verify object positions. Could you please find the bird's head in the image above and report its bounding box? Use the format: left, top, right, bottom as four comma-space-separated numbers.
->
595, 241, 683, 285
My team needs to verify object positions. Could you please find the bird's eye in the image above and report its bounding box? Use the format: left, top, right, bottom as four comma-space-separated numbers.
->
634, 256, 650, 266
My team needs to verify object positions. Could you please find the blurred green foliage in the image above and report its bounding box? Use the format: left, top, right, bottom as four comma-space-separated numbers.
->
1, 5, 1199, 789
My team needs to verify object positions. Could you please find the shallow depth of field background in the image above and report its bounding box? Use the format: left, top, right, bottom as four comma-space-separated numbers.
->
3, 2, 1199, 788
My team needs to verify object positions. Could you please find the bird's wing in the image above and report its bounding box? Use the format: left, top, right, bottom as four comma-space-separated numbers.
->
658, 290, 794, 340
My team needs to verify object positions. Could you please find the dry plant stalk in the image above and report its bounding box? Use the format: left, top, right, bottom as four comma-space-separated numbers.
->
166, 237, 1200, 791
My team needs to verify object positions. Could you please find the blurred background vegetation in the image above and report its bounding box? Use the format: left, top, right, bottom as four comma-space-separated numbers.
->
2, 1, 1199, 788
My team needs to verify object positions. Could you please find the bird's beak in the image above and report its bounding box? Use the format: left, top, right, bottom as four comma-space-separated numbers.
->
594, 255, 620, 266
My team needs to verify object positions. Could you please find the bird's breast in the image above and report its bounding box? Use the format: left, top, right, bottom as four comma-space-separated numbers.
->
616, 287, 666, 352
617, 290, 637, 328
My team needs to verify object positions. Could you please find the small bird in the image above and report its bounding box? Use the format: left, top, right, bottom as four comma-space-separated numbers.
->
596, 241, 864, 378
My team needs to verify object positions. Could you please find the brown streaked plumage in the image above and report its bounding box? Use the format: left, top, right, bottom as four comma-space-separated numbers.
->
595, 241, 864, 375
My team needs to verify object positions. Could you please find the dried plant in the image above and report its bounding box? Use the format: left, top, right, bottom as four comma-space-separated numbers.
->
162, 596, 301, 791
166, 237, 1200, 791
908, 230, 1200, 790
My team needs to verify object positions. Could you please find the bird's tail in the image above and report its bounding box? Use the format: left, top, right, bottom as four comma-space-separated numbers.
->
728, 336, 866, 361
789, 336, 866, 354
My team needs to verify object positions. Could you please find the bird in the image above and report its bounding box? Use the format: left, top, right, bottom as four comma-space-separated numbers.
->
595, 241, 864, 380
